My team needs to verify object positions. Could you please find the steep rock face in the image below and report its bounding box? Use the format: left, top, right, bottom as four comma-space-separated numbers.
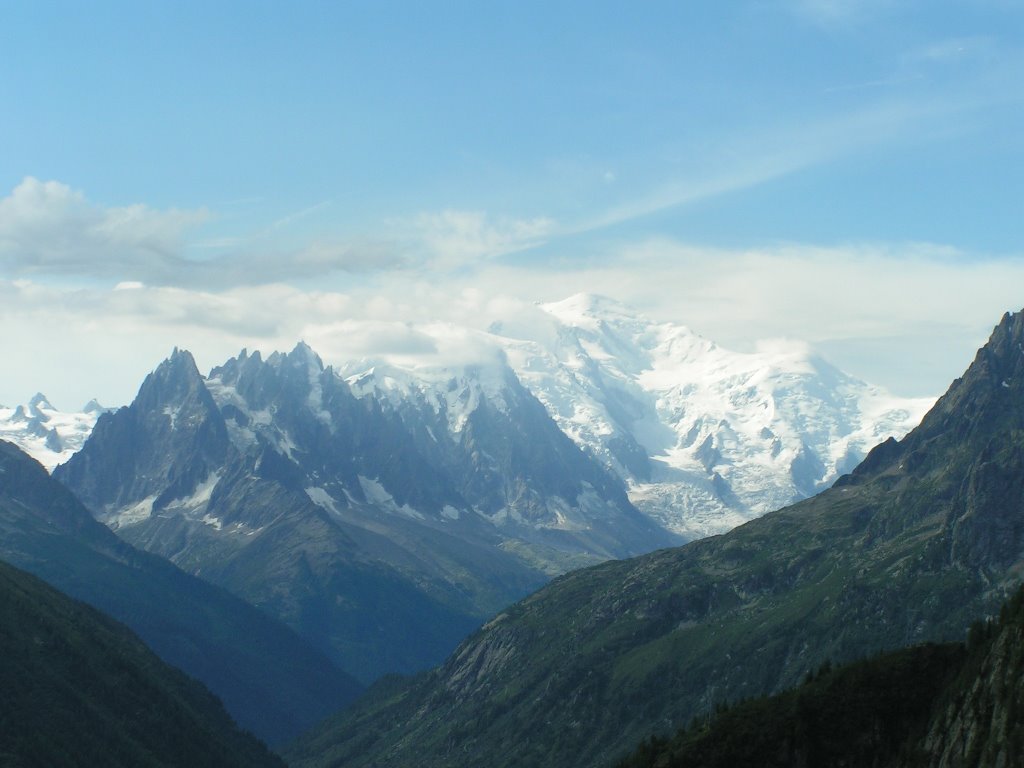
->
56, 349, 230, 524
286, 309, 1024, 768
0, 558, 284, 768
57, 345, 676, 683
0, 440, 362, 746
345, 359, 669, 559
922, 600, 1024, 767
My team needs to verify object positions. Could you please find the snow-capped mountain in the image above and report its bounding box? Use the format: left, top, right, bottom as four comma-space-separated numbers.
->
497, 294, 934, 538
17, 294, 929, 542
56, 345, 674, 682
0, 394, 110, 470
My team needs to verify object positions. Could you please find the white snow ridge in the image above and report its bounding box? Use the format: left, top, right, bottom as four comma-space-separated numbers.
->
495, 294, 934, 539
0, 394, 111, 471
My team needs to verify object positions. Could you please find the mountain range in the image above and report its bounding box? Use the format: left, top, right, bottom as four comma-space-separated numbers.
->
0, 294, 924, 692
55, 343, 671, 682
285, 309, 1024, 768
6, 295, 931, 542
497, 295, 932, 537
0, 393, 108, 471
0, 299, 1018, 766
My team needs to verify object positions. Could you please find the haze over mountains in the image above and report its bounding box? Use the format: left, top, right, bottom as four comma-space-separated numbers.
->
55, 341, 669, 683
8, 295, 931, 541
0, 294, 971, 766
2, 296, 917, 685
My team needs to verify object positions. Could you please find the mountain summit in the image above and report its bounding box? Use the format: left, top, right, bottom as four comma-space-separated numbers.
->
498, 293, 932, 537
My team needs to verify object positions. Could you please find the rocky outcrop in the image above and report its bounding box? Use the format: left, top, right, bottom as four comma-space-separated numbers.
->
924, 613, 1024, 767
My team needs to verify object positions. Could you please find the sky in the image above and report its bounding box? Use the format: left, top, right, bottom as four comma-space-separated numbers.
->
1, 0, 1022, 409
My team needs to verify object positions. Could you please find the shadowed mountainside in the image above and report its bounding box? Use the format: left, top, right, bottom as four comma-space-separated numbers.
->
0, 558, 284, 767
0, 439, 361, 746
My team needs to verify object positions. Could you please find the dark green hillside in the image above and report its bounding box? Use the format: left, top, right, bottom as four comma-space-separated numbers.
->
618, 587, 1024, 768
0, 558, 282, 767
616, 644, 962, 768
286, 311, 1024, 768
0, 439, 362, 746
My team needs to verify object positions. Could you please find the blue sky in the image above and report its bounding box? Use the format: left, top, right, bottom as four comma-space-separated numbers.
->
1, 0, 1022, 406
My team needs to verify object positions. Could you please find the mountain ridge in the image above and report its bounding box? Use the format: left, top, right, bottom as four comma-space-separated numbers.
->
6, 297, 929, 542
57, 341, 674, 683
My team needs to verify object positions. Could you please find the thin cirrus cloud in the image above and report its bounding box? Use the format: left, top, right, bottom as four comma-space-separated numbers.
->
790, 0, 897, 26
0, 177, 556, 287
403, 209, 557, 269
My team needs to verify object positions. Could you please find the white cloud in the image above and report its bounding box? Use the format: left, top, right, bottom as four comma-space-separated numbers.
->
3, 238, 1022, 408
913, 36, 996, 64
0, 177, 207, 279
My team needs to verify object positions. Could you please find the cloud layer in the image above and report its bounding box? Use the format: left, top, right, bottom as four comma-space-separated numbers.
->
3, 229, 1022, 410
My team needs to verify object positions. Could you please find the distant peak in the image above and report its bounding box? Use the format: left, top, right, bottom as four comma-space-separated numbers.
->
167, 347, 197, 365
150, 348, 203, 384
542, 293, 633, 316
229, 347, 262, 366
28, 393, 54, 411
288, 341, 324, 370
82, 399, 108, 414
539, 293, 648, 329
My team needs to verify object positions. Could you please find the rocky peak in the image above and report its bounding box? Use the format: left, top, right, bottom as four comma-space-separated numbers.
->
848, 309, 1024, 484
287, 341, 324, 369
133, 348, 213, 416
54, 348, 229, 520
27, 392, 54, 415
918, 309, 1024, 437
82, 399, 108, 415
